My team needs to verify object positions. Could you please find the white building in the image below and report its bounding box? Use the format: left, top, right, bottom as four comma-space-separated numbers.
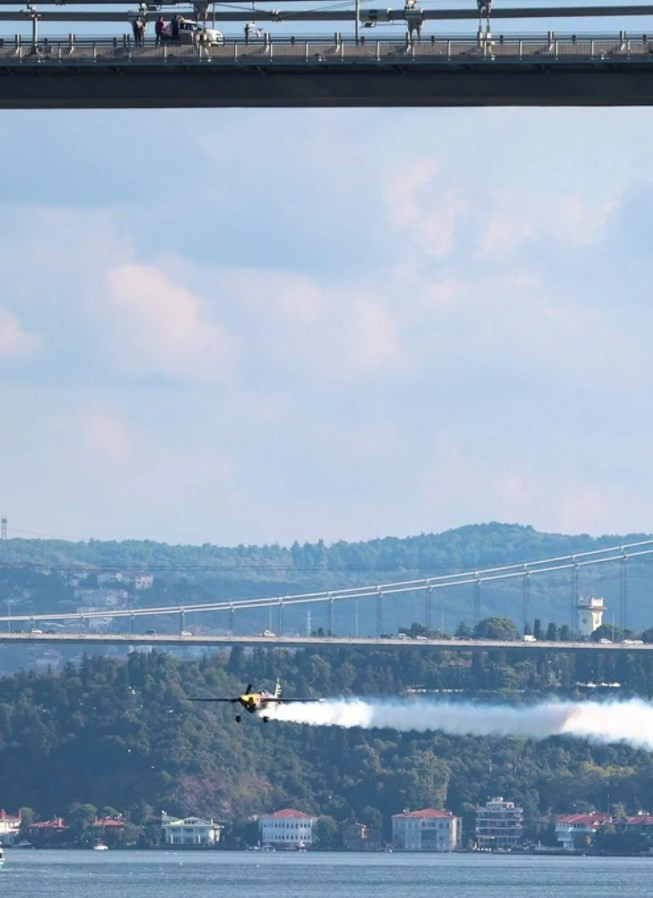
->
554, 813, 609, 851
392, 808, 461, 851
475, 797, 524, 850
577, 596, 606, 637
259, 808, 316, 848
161, 812, 223, 846
0, 809, 21, 845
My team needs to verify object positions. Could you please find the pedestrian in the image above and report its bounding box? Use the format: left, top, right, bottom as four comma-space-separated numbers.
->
132, 17, 144, 46
171, 15, 180, 41
155, 15, 165, 45
244, 22, 250, 43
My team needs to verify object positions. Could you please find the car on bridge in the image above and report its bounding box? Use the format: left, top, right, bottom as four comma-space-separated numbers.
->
162, 19, 224, 46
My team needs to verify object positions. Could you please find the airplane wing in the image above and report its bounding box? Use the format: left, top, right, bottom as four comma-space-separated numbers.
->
189, 697, 239, 703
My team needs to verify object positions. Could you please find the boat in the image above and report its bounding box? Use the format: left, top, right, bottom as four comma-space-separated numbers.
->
92, 841, 109, 851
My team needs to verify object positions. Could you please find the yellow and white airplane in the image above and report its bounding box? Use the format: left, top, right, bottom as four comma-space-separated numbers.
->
190, 680, 317, 723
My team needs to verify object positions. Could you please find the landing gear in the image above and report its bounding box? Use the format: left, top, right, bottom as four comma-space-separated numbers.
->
235, 715, 242, 723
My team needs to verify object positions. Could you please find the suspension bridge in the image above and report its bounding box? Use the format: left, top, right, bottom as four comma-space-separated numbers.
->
3, 2, 653, 107
1, 536, 652, 649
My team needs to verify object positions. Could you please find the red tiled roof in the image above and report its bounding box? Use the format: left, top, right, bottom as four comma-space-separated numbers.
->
392, 808, 455, 819
263, 808, 315, 820
29, 818, 68, 830
622, 815, 653, 826
555, 814, 609, 826
93, 818, 125, 827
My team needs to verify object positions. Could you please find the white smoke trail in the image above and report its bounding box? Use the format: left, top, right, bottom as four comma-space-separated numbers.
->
269, 698, 653, 750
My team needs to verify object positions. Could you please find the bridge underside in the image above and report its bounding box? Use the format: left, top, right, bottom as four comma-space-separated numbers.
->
3, 61, 653, 108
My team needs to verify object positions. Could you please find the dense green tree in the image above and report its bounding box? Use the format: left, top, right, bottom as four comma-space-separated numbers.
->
473, 617, 520, 641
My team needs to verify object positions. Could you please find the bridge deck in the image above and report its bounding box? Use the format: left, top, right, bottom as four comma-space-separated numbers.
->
0, 632, 648, 650
3, 36, 653, 107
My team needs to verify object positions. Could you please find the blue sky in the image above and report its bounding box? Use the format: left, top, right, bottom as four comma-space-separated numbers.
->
1, 103, 652, 546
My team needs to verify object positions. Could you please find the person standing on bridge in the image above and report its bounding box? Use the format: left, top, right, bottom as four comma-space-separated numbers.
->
155, 15, 165, 45
132, 17, 145, 46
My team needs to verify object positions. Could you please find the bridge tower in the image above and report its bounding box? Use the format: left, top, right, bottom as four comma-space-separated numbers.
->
619, 553, 628, 631
424, 585, 433, 632
570, 562, 580, 634
522, 572, 531, 631
1, 517, 6, 540
473, 577, 481, 627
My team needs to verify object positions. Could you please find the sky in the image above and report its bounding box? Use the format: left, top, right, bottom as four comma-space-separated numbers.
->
1, 101, 652, 547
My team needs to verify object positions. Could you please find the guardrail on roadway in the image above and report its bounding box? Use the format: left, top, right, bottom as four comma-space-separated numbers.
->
2, 33, 653, 66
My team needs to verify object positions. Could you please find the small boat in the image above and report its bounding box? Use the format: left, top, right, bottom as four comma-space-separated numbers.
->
92, 841, 109, 851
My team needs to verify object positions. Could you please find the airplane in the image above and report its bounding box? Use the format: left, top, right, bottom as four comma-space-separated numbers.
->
190, 679, 317, 723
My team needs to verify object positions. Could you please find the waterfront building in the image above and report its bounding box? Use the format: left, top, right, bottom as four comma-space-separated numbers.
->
92, 817, 126, 846
616, 812, 653, 838
258, 808, 316, 849
27, 817, 69, 846
554, 813, 609, 851
0, 809, 21, 845
161, 812, 223, 846
576, 596, 606, 637
475, 798, 524, 850
392, 808, 461, 851
342, 822, 382, 851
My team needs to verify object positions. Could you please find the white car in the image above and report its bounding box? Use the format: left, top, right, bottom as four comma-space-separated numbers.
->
261, 630, 276, 637
162, 19, 224, 46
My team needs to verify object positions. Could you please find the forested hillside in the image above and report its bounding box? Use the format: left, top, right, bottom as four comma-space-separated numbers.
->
3, 645, 653, 846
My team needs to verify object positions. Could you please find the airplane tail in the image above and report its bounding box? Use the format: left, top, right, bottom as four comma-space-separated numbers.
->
274, 679, 282, 698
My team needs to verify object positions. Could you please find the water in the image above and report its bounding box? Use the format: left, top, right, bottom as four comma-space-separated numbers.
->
2, 849, 652, 898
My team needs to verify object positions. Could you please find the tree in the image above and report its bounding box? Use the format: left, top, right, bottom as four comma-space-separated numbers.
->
316, 816, 339, 849
18, 807, 35, 831
67, 803, 98, 842
591, 624, 625, 643
473, 617, 519, 641
533, 619, 543, 640
546, 623, 559, 642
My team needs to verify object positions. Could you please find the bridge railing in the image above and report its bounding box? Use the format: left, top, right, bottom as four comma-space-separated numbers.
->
1, 32, 653, 65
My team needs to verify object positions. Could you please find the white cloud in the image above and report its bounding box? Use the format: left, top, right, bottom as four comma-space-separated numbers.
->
0, 306, 41, 359
383, 158, 467, 258
103, 263, 235, 384
79, 409, 134, 464
478, 191, 618, 258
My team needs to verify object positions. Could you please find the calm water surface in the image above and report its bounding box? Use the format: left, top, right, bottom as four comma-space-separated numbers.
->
3, 849, 652, 898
